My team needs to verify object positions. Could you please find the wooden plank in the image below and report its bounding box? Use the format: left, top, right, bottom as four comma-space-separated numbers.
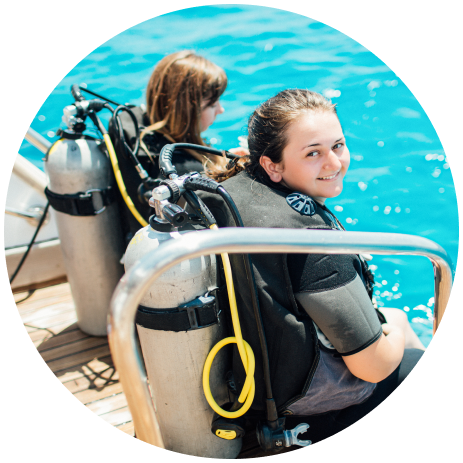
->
15, 283, 73, 312
40, 336, 108, 363
116, 421, 135, 436
12, 276, 68, 295
98, 406, 133, 427
60, 367, 119, 395
86, 392, 128, 415
25, 311, 77, 333
56, 355, 115, 384
17, 282, 71, 300
30, 322, 80, 346
21, 303, 75, 325
15, 282, 72, 302
47, 344, 112, 375
36, 325, 87, 351
73, 382, 124, 405
17, 297, 74, 317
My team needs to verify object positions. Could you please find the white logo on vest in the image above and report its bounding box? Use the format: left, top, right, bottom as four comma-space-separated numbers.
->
286, 193, 317, 216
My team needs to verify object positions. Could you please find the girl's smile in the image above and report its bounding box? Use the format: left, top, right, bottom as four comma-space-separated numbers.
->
261, 110, 350, 201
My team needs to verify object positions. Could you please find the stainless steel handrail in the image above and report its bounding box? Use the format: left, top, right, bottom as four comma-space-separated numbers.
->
108, 228, 453, 448
25, 127, 52, 154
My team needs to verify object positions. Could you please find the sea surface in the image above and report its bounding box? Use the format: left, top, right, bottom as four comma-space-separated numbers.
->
19, 4, 458, 346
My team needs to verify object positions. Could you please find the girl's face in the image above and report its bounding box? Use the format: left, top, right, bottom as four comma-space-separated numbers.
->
200, 99, 225, 132
263, 111, 350, 201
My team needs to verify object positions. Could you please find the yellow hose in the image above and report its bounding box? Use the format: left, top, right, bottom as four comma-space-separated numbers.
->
103, 133, 148, 227
202, 224, 255, 418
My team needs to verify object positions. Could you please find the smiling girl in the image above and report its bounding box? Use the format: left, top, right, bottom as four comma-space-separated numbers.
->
202, 88, 424, 444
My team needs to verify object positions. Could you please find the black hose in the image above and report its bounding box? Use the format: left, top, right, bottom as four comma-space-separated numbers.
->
78, 86, 123, 107
111, 105, 141, 162
164, 142, 239, 159
9, 202, 50, 285
159, 143, 239, 179
71, 84, 85, 102
183, 191, 217, 228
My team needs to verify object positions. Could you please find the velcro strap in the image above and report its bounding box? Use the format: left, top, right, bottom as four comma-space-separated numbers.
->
45, 186, 116, 216
136, 293, 218, 332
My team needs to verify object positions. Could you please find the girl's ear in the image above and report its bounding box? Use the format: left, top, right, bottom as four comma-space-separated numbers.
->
260, 155, 283, 182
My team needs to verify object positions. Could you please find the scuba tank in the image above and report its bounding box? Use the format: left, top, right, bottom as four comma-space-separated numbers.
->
44, 87, 126, 336
44, 84, 154, 336
124, 217, 241, 458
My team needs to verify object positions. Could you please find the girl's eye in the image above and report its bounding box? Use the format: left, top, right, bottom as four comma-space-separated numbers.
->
307, 150, 320, 157
333, 143, 343, 150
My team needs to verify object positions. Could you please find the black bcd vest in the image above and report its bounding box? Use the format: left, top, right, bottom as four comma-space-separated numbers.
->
198, 172, 351, 414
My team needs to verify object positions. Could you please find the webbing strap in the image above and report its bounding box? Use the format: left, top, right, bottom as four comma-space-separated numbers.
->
45, 186, 116, 216
136, 293, 219, 332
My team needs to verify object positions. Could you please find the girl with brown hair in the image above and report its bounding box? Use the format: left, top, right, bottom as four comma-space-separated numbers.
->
112, 50, 247, 239
140, 50, 234, 172
200, 88, 424, 445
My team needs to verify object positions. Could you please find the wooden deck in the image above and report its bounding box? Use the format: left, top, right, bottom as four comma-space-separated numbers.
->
15, 283, 135, 437
14, 281, 294, 458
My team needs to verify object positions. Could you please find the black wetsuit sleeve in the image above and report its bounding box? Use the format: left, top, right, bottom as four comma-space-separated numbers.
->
288, 253, 382, 356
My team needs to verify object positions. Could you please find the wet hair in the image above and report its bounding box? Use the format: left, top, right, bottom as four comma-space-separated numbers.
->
207, 88, 337, 182
140, 50, 227, 163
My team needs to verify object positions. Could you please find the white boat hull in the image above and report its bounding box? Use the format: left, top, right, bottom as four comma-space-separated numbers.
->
5, 154, 66, 292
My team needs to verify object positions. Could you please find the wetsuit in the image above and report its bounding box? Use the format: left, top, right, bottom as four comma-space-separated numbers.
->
199, 171, 423, 443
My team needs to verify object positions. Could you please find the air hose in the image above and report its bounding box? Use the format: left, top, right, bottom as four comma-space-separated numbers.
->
103, 132, 148, 227
203, 225, 256, 419
88, 111, 148, 227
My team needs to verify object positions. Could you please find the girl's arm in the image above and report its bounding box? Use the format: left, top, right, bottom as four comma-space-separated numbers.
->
342, 323, 405, 383
291, 252, 407, 383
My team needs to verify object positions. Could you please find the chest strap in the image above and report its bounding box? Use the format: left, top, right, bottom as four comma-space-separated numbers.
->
45, 186, 116, 216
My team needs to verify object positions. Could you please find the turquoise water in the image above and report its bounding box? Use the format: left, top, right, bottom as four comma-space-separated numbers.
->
20, 5, 458, 346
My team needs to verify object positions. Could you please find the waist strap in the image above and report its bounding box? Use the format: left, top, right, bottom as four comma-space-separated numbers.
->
45, 186, 116, 216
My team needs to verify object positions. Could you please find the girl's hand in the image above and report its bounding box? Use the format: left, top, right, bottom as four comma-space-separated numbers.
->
228, 147, 250, 156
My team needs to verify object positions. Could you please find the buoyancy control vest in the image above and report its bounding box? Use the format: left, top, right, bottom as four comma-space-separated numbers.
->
107, 106, 204, 240
198, 171, 355, 414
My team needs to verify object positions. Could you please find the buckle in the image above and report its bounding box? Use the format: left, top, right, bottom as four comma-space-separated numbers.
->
178, 294, 216, 330
80, 189, 106, 214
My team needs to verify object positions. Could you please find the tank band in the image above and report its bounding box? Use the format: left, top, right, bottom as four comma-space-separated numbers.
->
136, 292, 219, 332
45, 186, 116, 216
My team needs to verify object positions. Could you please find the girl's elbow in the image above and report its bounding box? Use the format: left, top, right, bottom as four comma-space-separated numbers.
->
343, 336, 404, 383
351, 366, 395, 384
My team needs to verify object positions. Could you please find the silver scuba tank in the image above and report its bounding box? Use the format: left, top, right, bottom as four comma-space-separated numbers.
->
44, 137, 125, 336
124, 222, 242, 458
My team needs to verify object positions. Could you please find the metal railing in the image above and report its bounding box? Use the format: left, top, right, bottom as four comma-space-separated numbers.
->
108, 227, 453, 449
25, 127, 52, 154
